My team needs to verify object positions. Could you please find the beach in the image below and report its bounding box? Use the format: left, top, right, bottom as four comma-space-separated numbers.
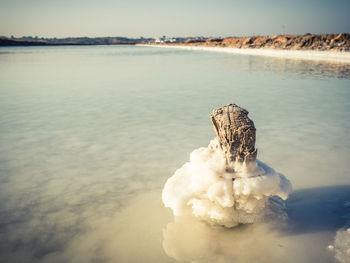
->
140, 44, 350, 63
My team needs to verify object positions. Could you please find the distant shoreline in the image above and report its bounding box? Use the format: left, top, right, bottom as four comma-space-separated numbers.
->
139, 44, 350, 64
2, 33, 350, 63
140, 33, 350, 63
151, 33, 350, 52
0, 42, 137, 47
0, 37, 149, 46
1, 33, 349, 50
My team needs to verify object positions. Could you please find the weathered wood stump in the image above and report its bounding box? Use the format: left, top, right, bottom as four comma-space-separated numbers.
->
210, 104, 257, 165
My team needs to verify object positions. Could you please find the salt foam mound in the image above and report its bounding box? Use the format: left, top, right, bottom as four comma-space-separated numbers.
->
328, 205, 350, 263
331, 226, 350, 263
162, 138, 292, 227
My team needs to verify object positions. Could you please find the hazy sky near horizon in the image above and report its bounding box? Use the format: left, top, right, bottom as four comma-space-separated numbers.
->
1, 0, 349, 38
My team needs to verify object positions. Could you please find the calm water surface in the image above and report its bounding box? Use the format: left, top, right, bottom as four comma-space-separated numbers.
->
0, 46, 349, 263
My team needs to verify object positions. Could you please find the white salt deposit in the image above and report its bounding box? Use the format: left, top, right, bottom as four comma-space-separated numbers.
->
162, 139, 292, 227
329, 204, 350, 263
330, 226, 350, 263
141, 44, 350, 63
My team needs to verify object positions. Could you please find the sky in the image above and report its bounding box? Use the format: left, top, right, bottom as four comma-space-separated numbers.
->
0, 0, 349, 38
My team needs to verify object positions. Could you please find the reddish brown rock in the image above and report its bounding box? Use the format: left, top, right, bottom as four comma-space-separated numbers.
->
163, 33, 350, 52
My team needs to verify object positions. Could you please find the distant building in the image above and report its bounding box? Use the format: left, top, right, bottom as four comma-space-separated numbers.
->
155, 37, 163, 43
155, 36, 176, 43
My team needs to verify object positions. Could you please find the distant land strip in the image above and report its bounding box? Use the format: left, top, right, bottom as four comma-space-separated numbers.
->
1, 33, 349, 52
0, 36, 153, 46
153, 33, 350, 52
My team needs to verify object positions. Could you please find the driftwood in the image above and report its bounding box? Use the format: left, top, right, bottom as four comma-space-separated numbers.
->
210, 104, 257, 165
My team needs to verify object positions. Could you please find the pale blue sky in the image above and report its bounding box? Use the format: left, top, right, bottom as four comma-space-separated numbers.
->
1, 0, 349, 38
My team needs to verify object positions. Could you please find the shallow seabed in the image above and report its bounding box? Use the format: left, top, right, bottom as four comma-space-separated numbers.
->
0, 45, 349, 263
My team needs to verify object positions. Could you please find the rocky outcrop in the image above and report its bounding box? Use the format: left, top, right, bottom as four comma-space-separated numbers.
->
184, 38, 206, 44
165, 33, 350, 52
210, 104, 257, 165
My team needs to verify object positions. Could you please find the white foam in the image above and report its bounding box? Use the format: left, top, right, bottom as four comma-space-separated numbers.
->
162, 139, 292, 227
139, 44, 350, 63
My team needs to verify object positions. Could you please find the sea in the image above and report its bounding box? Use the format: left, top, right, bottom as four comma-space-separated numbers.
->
0, 45, 349, 263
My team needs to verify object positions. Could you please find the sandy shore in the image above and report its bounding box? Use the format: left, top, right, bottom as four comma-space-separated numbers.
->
139, 44, 350, 63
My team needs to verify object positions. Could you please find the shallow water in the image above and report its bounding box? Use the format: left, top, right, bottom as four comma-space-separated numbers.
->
0, 45, 349, 263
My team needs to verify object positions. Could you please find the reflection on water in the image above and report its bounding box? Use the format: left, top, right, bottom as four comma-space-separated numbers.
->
223, 54, 350, 80
0, 46, 349, 263
161, 186, 350, 263
163, 216, 285, 263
